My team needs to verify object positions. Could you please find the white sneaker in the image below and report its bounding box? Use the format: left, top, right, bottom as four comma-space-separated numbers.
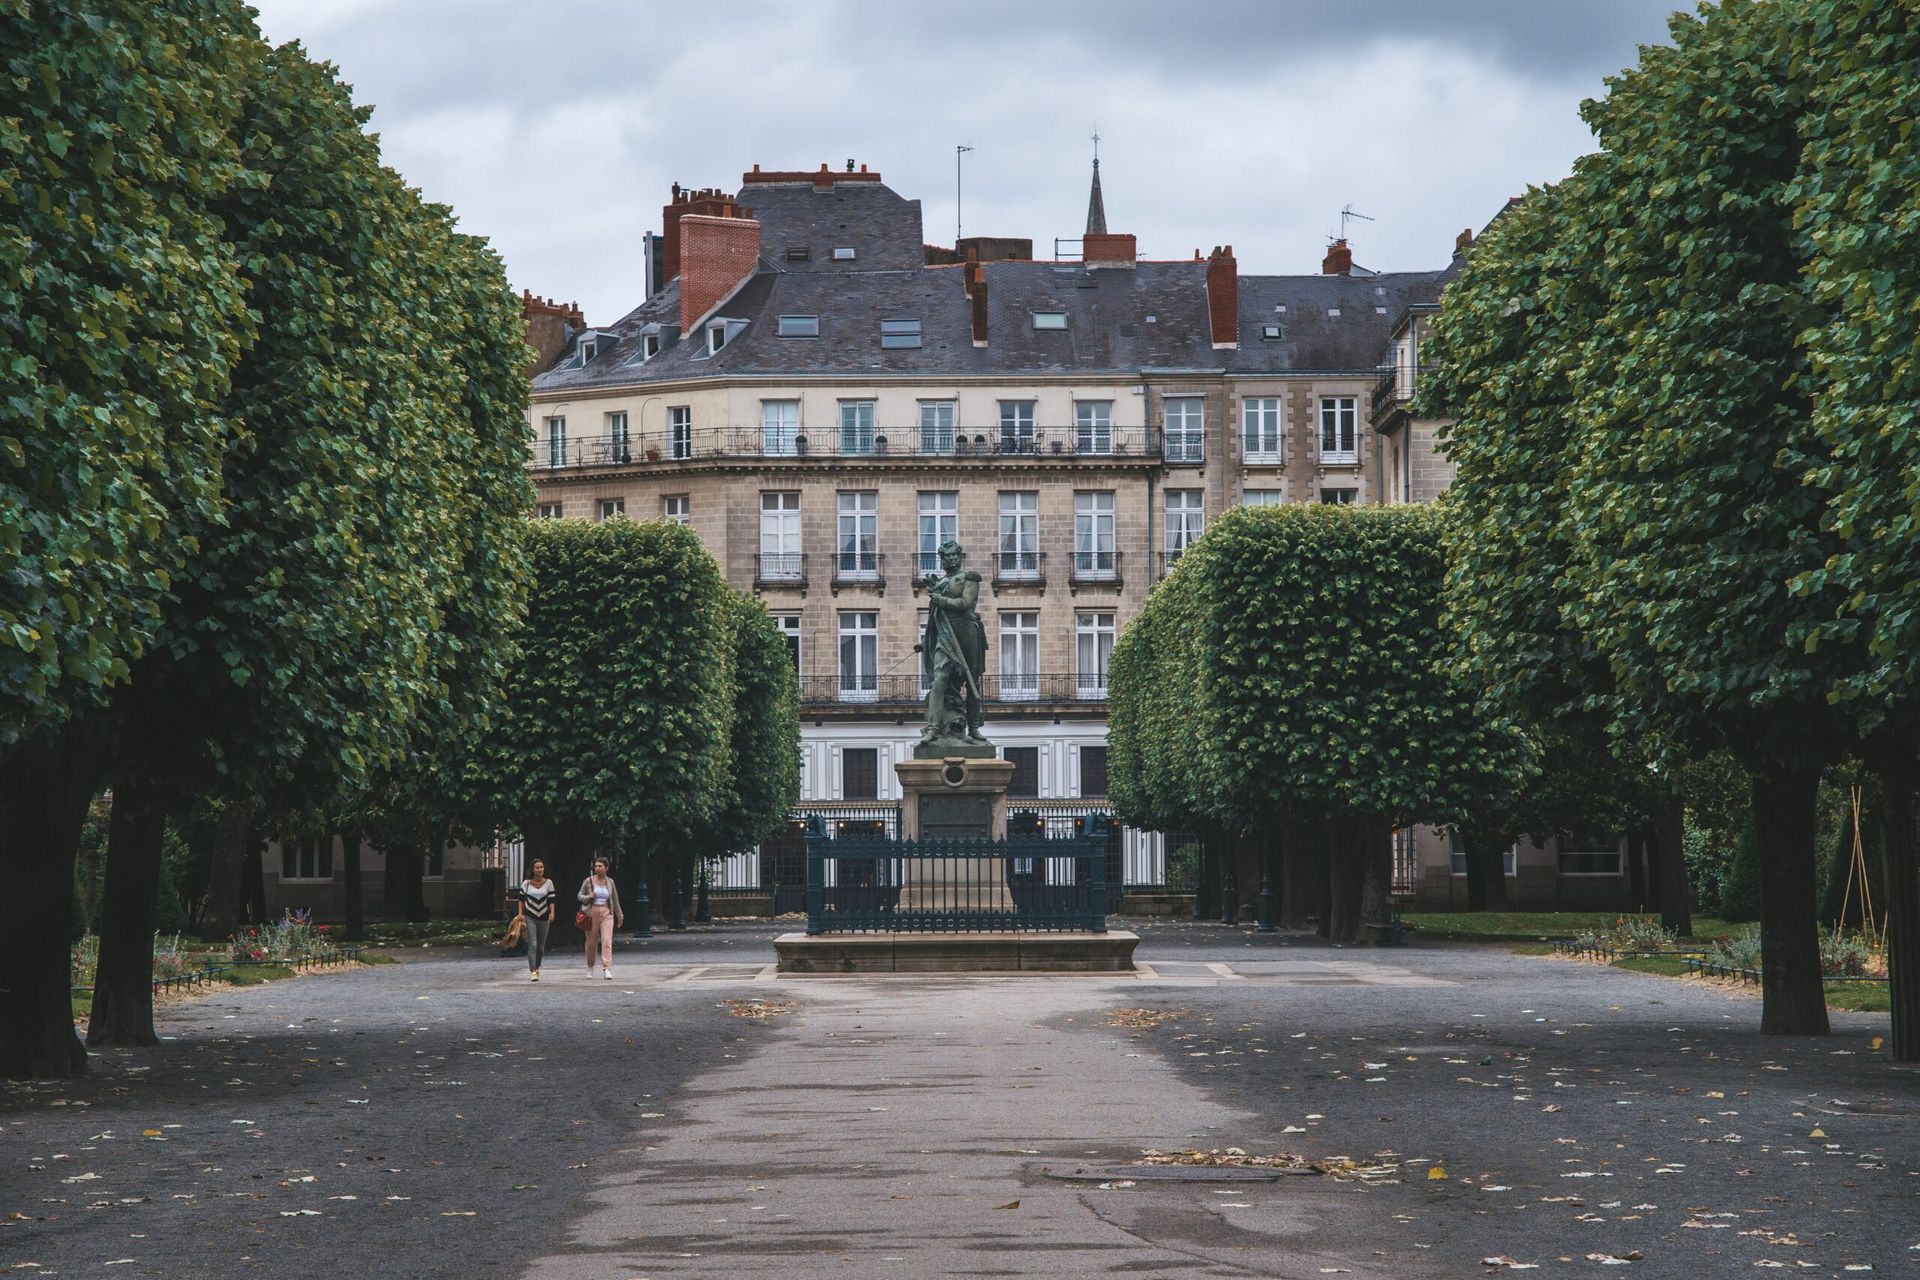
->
603, 968, 612, 980
531, 971, 540, 982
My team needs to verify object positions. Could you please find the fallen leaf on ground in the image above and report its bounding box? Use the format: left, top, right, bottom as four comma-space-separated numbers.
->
996, 1200, 1020, 1209
1107, 1008, 1183, 1028
720, 999, 794, 1021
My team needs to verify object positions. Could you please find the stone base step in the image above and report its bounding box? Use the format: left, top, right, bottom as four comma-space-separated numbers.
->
774, 930, 1139, 974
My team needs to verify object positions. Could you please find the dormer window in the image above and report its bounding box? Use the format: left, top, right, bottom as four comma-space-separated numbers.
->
1032, 311, 1067, 330
777, 315, 820, 338
708, 323, 728, 354
641, 332, 660, 360
879, 318, 921, 350
578, 336, 598, 364
832, 246, 856, 261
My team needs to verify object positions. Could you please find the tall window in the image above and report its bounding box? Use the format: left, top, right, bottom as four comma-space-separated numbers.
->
772, 613, 801, 672
840, 400, 876, 455
1165, 490, 1204, 561
1075, 401, 1113, 454
597, 497, 626, 521
1078, 745, 1109, 797
842, 748, 879, 800
919, 400, 956, 454
1164, 398, 1204, 463
1074, 491, 1115, 578
1319, 396, 1358, 463
917, 492, 957, 576
1076, 611, 1115, 696
544, 415, 567, 468
668, 405, 692, 460
998, 491, 1039, 578
998, 400, 1035, 454
1004, 746, 1039, 798
838, 612, 878, 701
762, 400, 799, 456
281, 836, 333, 881
837, 491, 878, 578
1243, 397, 1281, 461
759, 492, 801, 580
605, 410, 630, 462
662, 494, 690, 525
999, 611, 1039, 700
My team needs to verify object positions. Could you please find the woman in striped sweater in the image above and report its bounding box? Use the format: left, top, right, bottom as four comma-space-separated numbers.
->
517, 861, 557, 981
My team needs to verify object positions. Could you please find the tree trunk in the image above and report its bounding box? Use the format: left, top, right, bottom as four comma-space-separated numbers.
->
1626, 825, 1648, 913
341, 835, 366, 942
0, 730, 102, 1078
1311, 821, 1334, 938
1191, 836, 1214, 921
1652, 794, 1692, 937
241, 829, 267, 925
1465, 837, 1510, 912
1463, 831, 1488, 913
89, 783, 168, 1047
1751, 765, 1830, 1036
1875, 756, 1918, 1062
1326, 818, 1365, 943
666, 844, 688, 931
381, 838, 430, 924
1279, 818, 1314, 930
1357, 819, 1393, 945
198, 799, 256, 943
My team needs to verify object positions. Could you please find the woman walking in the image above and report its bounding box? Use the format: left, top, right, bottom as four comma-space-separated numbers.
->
578, 856, 623, 980
518, 859, 556, 982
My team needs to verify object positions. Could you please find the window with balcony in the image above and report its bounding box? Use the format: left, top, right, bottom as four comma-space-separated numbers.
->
1073, 491, 1115, 578
998, 491, 1039, 578
838, 612, 878, 701
777, 315, 819, 338
998, 400, 1035, 454
919, 400, 956, 453
837, 491, 878, 578
840, 400, 876, 455
999, 611, 1038, 701
597, 497, 626, 521
544, 416, 567, 468
1164, 397, 1204, 463
663, 494, 690, 526
762, 400, 799, 456
668, 405, 692, 460
879, 318, 921, 349
1319, 396, 1358, 464
1076, 612, 1115, 697
1165, 489, 1204, 561
759, 491, 801, 580
605, 411, 630, 462
1243, 397, 1281, 461
842, 748, 879, 800
1075, 401, 1113, 455
918, 492, 957, 576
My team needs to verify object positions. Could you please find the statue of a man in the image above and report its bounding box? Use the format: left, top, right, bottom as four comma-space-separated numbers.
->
920, 540, 988, 746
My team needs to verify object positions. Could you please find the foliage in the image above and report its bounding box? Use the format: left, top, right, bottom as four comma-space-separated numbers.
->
0, 0, 256, 745
229, 915, 338, 965
1713, 926, 1764, 971
1681, 818, 1736, 918
1820, 931, 1873, 980
690, 591, 801, 858
1719, 820, 1761, 924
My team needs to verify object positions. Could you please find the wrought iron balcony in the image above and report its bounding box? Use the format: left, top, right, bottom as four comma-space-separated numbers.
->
832, 550, 886, 592
797, 672, 1109, 708
1069, 549, 1123, 587
754, 552, 807, 590
528, 423, 1170, 469
991, 549, 1046, 588
1372, 363, 1421, 419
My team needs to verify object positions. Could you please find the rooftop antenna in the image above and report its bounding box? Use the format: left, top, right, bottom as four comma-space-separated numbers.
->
956, 144, 974, 244
1338, 203, 1375, 241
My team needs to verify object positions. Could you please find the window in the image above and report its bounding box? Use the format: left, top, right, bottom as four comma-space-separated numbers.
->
1073, 491, 1115, 578
535, 502, 563, 520
840, 400, 876, 455
832, 246, 856, 261
544, 415, 567, 468
759, 491, 802, 580
1243, 489, 1284, 507
1165, 490, 1204, 560
998, 401, 1035, 454
1004, 746, 1039, 798
784, 246, 811, 263
662, 494, 690, 526
998, 491, 1039, 577
879, 318, 921, 350
1076, 612, 1115, 696
1319, 396, 1358, 463
640, 332, 660, 361
707, 323, 728, 355
1078, 745, 1109, 797
1243, 397, 1281, 461
1558, 834, 1624, 876
999, 612, 1039, 701
919, 400, 956, 453
1319, 487, 1357, 505
1164, 397, 1204, 463
597, 497, 626, 521
579, 336, 598, 364
761, 400, 799, 456
605, 411, 630, 461
1032, 311, 1068, 330
281, 836, 333, 881
842, 748, 878, 801
423, 843, 445, 878
1449, 833, 1517, 876
777, 315, 819, 337
668, 405, 692, 460
1261, 323, 1285, 340
837, 491, 878, 578
1075, 401, 1113, 455
772, 613, 801, 672
838, 612, 878, 701
917, 492, 957, 576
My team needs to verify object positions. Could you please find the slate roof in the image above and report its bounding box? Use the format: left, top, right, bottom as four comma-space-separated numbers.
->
1226, 270, 1448, 374
738, 181, 926, 272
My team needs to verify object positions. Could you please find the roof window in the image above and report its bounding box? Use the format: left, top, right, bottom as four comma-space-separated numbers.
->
777, 315, 820, 338
879, 318, 921, 350
641, 332, 660, 360
1327, 307, 1342, 318
784, 247, 811, 262
1032, 311, 1068, 330
832, 246, 856, 261
578, 336, 598, 364
1261, 324, 1285, 340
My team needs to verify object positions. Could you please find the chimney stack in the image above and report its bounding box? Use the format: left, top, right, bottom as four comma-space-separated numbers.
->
1321, 238, 1354, 275
1083, 232, 1137, 268
966, 254, 989, 346
521, 290, 585, 375
1206, 245, 1238, 349
1454, 227, 1475, 255
660, 184, 744, 282
680, 211, 762, 333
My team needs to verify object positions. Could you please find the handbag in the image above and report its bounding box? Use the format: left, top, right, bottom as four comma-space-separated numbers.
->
574, 908, 589, 929
504, 915, 526, 947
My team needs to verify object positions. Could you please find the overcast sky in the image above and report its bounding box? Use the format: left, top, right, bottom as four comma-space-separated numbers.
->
249, 0, 1688, 325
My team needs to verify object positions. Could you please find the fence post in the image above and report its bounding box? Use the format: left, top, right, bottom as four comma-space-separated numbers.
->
1089, 815, 1110, 933
804, 815, 826, 935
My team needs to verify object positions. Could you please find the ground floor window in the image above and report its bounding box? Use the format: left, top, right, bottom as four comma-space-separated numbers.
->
1448, 832, 1516, 876
842, 748, 879, 800
281, 836, 333, 881
1557, 834, 1623, 876
1004, 746, 1039, 798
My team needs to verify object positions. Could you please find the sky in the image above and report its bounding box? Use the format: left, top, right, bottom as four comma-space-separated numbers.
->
248, 0, 1689, 326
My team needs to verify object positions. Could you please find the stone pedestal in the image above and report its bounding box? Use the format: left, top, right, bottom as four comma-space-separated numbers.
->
895, 747, 1016, 914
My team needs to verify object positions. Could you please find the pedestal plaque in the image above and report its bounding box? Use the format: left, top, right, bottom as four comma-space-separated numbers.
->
895, 750, 1016, 915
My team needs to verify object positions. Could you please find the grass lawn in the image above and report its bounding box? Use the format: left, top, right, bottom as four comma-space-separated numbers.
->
1405, 911, 1737, 942
1536, 942, 1891, 1015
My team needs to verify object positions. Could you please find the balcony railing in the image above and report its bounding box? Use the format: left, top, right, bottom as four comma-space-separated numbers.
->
797, 672, 1109, 708
833, 550, 886, 590
1069, 549, 1122, 585
755, 552, 807, 589
529, 424, 1168, 469
992, 549, 1046, 587
1156, 547, 1195, 578
1372, 363, 1421, 419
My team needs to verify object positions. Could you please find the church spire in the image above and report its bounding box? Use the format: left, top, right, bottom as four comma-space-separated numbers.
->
1085, 130, 1107, 236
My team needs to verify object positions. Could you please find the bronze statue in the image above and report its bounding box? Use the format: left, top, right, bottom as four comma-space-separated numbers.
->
920, 540, 988, 746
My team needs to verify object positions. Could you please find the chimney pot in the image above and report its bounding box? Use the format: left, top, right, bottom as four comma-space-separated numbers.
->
1455, 227, 1474, 253
1321, 238, 1353, 275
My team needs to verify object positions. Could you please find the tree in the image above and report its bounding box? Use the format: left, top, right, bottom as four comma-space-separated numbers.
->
0, 0, 257, 1078
685, 592, 801, 876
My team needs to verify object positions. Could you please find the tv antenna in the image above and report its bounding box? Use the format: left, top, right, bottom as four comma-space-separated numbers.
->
956, 145, 974, 244
1337, 204, 1375, 241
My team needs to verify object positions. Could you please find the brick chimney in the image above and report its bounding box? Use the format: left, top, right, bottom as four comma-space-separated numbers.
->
965, 256, 989, 346
660, 183, 745, 282
1206, 245, 1238, 349
680, 212, 762, 333
1322, 238, 1353, 275
1083, 232, 1137, 268
521, 290, 585, 374
1454, 227, 1475, 255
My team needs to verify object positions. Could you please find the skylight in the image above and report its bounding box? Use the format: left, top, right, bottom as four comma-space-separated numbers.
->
777, 315, 820, 338
880, 318, 921, 350
1032, 311, 1068, 330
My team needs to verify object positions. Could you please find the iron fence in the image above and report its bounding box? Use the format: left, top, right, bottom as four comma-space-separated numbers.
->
528, 423, 1168, 469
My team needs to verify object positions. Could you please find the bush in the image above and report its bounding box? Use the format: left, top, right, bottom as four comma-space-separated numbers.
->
1719, 820, 1761, 923
1820, 931, 1872, 978
1713, 926, 1763, 970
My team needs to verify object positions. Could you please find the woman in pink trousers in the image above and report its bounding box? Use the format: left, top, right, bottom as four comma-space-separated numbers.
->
577, 856, 624, 979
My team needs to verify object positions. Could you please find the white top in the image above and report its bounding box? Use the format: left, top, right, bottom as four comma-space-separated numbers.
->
592, 880, 610, 905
